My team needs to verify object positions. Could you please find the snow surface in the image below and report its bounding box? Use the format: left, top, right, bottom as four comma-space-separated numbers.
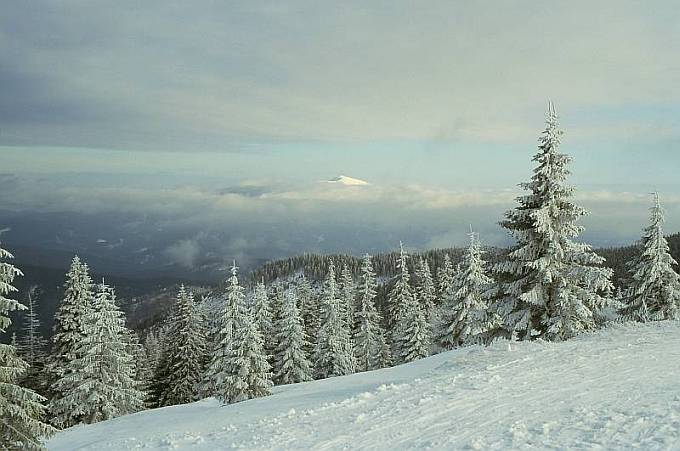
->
326, 175, 370, 186
49, 322, 680, 450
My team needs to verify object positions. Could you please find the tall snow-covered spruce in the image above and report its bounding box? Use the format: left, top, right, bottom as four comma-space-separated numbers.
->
0, 244, 54, 449
274, 288, 312, 384
437, 230, 493, 349
148, 285, 207, 407
49, 255, 95, 427
296, 273, 318, 356
353, 254, 390, 372
390, 242, 430, 363
620, 193, 680, 321
314, 260, 355, 378
338, 264, 356, 331
415, 257, 436, 320
219, 262, 272, 403
204, 263, 248, 397
492, 103, 613, 341
252, 278, 273, 344
437, 254, 456, 304
53, 281, 144, 424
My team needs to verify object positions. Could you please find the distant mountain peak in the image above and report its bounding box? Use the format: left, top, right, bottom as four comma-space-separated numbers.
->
326, 175, 370, 186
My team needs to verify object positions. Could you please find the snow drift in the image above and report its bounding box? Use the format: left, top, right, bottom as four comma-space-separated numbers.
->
49, 321, 680, 450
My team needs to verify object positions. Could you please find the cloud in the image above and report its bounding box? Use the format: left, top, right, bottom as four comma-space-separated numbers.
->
163, 238, 202, 269
1, 1, 679, 150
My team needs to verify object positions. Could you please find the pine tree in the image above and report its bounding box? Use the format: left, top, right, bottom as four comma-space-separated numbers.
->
415, 257, 436, 320
620, 193, 680, 321
338, 264, 356, 331
437, 230, 494, 349
437, 254, 455, 303
204, 262, 249, 399
148, 285, 207, 407
491, 103, 613, 341
0, 245, 54, 449
49, 255, 95, 427
314, 261, 355, 378
16, 286, 49, 395
353, 254, 389, 372
274, 288, 312, 384
53, 281, 144, 424
224, 290, 272, 403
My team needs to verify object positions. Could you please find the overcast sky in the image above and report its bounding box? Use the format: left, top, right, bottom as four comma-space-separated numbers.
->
1, 1, 679, 264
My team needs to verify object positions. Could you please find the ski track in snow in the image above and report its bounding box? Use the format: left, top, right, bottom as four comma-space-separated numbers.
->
49, 322, 680, 450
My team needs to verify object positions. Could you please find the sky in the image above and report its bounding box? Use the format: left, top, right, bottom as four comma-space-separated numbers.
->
1, 1, 680, 272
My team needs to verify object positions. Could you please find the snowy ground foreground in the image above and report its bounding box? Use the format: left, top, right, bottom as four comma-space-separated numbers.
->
50, 322, 680, 450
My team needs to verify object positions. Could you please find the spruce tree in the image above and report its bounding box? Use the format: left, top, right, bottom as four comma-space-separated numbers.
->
204, 263, 248, 399
353, 254, 390, 372
415, 257, 436, 320
338, 264, 356, 331
296, 274, 318, 355
437, 254, 455, 303
16, 286, 49, 395
390, 242, 429, 362
221, 312, 273, 403
53, 281, 144, 424
49, 255, 95, 427
274, 288, 312, 384
437, 230, 493, 349
148, 285, 207, 407
267, 282, 285, 360
314, 261, 355, 378
491, 103, 613, 341
620, 193, 680, 321
0, 245, 54, 449
252, 278, 273, 343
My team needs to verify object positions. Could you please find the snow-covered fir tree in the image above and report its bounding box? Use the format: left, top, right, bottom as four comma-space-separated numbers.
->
353, 254, 390, 372
148, 285, 207, 407
274, 288, 312, 384
52, 281, 144, 424
437, 254, 456, 303
387, 242, 414, 329
143, 328, 163, 377
267, 282, 285, 360
390, 242, 430, 363
314, 260, 355, 378
49, 255, 95, 427
252, 277, 273, 343
0, 245, 54, 449
491, 103, 613, 341
16, 285, 49, 394
296, 274, 318, 355
437, 230, 494, 349
218, 286, 273, 403
338, 264, 356, 331
204, 262, 249, 399
415, 257, 436, 320
123, 328, 149, 396
620, 193, 680, 321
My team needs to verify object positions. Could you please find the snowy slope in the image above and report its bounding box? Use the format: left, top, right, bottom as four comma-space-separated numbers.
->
49, 322, 680, 450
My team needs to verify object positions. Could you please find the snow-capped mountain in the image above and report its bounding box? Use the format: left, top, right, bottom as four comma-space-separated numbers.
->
326, 175, 370, 186
48, 322, 680, 450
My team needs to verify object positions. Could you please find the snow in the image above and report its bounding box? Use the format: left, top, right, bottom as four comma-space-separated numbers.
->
49, 321, 680, 450
326, 175, 370, 186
